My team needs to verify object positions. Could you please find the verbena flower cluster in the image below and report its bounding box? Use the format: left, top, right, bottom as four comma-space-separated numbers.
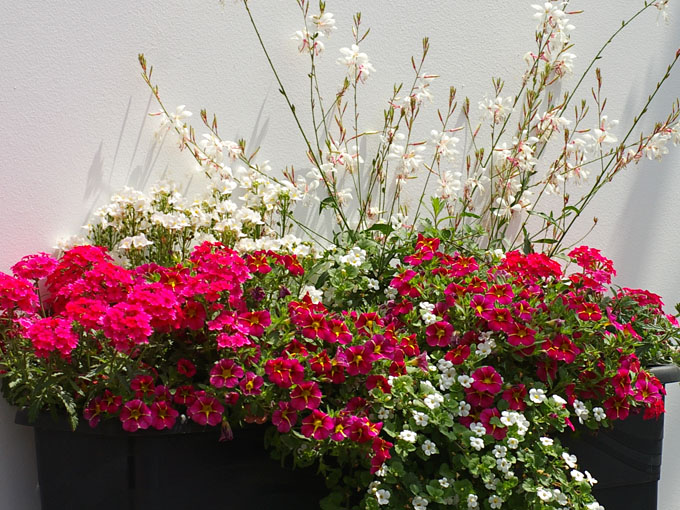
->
2, 1, 680, 510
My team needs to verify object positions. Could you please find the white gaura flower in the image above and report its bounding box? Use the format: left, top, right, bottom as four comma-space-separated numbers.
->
309, 12, 336, 37
585, 115, 619, 151
337, 44, 376, 82
479, 96, 513, 124
292, 29, 324, 55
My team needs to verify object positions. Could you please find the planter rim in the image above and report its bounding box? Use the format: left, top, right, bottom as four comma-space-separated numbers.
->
648, 364, 680, 384
14, 408, 236, 437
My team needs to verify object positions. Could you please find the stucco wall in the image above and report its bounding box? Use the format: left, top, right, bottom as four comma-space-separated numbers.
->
2, 1, 680, 508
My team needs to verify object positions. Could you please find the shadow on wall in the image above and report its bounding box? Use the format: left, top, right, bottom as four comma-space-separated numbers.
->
79, 93, 169, 230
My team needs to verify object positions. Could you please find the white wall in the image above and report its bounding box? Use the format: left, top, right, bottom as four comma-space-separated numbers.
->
2, 2, 680, 508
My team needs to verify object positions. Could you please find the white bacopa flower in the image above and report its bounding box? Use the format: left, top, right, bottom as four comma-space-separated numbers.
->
299, 285, 323, 304
475, 341, 493, 357
339, 246, 367, 267
488, 494, 503, 509
469, 436, 484, 451
571, 469, 585, 482
496, 458, 511, 473
562, 452, 578, 468
539, 436, 554, 447
536, 488, 553, 502
586, 503, 605, 510
457, 400, 471, 417
593, 406, 606, 422
375, 489, 391, 505
424, 393, 443, 410
585, 470, 598, 486
337, 44, 376, 83
458, 374, 473, 388
492, 445, 507, 458
438, 477, 450, 488
437, 358, 454, 372
421, 440, 438, 456
366, 278, 379, 290
412, 410, 429, 427
467, 494, 479, 509
377, 407, 391, 420
470, 422, 486, 437
421, 311, 438, 326
412, 496, 429, 510
529, 388, 546, 404
553, 489, 568, 506
507, 437, 519, 449
399, 429, 418, 443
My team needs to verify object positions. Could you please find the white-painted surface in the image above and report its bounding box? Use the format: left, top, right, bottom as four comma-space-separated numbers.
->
1, 2, 680, 508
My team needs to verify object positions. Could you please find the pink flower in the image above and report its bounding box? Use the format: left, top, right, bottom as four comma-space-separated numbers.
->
177, 358, 196, 378
0, 273, 38, 313
271, 401, 297, 433
100, 390, 122, 413
300, 409, 334, 440
209, 359, 244, 388
120, 399, 152, 432
238, 310, 271, 337
480, 408, 506, 440
239, 372, 264, 396
150, 401, 179, 430
188, 395, 224, 426
25, 317, 78, 358
289, 381, 322, 410
425, 321, 454, 347
102, 302, 153, 352
83, 397, 104, 428
130, 375, 155, 398
11, 252, 58, 280
471, 366, 503, 395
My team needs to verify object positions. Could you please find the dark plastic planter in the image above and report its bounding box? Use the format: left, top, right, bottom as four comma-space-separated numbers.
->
559, 364, 680, 510
15, 411, 327, 510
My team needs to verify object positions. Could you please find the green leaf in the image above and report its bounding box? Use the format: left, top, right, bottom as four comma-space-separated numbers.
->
319, 196, 335, 214
367, 223, 394, 236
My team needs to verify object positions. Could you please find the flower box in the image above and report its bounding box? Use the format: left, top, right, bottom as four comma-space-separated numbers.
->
15, 411, 325, 510
559, 365, 680, 510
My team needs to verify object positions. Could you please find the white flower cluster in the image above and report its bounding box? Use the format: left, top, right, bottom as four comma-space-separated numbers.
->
292, 12, 336, 56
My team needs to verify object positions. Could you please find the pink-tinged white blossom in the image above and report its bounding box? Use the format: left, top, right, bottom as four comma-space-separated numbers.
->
337, 44, 376, 83
309, 12, 336, 37
479, 96, 513, 124
585, 116, 619, 151
292, 29, 325, 56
